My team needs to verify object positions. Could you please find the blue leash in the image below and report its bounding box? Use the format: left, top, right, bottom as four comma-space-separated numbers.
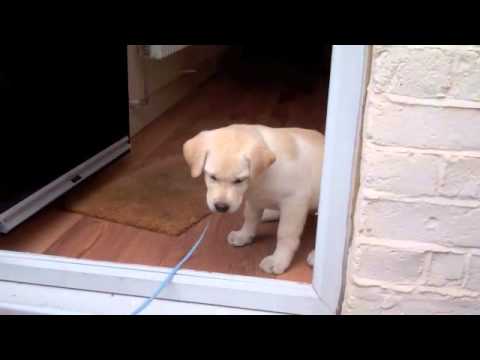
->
130, 220, 211, 315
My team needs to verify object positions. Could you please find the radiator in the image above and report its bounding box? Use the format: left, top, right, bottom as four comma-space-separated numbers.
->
146, 45, 191, 60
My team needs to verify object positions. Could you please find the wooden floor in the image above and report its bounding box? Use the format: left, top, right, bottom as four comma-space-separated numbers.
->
0, 60, 329, 283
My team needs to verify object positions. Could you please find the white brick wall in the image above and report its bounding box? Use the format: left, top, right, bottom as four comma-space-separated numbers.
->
466, 255, 480, 292
371, 45, 480, 101
343, 45, 480, 315
428, 253, 465, 287
354, 245, 426, 284
366, 98, 480, 151
441, 158, 480, 198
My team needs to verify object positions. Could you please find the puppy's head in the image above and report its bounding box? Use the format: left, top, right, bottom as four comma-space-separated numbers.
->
183, 126, 276, 214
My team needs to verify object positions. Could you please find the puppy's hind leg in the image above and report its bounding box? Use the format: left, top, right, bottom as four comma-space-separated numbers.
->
260, 199, 309, 275
307, 250, 315, 267
261, 209, 280, 222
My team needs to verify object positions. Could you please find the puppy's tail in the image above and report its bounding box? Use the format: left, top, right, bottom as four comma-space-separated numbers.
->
261, 209, 280, 222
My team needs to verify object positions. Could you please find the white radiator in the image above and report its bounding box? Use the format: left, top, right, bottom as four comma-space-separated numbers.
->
147, 45, 190, 60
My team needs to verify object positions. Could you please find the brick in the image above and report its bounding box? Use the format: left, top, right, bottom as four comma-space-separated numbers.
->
440, 157, 480, 199
450, 49, 480, 102
405, 45, 480, 51
342, 285, 480, 315
466, 255, 480, 291
363, 149, 442, 196
354, 245, 425, 284
427, 253, 465, 287
365, 96, 480, 151
358, 198, 480, 247
372, 45, 480, 101
396, 294, 480, 315
342, 286, 403, 315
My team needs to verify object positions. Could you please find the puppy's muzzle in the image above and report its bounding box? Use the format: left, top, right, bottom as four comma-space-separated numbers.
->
214, 202, 230, 213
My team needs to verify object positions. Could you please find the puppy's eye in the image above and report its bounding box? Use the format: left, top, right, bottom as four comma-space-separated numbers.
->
210, 175, 218, 181
233, 178, 246, 185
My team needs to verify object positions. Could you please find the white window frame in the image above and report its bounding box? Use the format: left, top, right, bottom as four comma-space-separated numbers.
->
0, 45, 370, 315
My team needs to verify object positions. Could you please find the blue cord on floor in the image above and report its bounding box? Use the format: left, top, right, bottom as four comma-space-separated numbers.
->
131, 220, 211, 315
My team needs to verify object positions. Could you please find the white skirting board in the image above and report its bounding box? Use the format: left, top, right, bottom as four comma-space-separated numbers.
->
148, 45, 190, 60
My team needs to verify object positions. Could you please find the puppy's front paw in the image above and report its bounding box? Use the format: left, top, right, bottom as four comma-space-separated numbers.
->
227, 231, 253, 247
259, 254, 291, 275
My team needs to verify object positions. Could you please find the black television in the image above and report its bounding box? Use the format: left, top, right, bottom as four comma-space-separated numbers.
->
0, 44, 130, 233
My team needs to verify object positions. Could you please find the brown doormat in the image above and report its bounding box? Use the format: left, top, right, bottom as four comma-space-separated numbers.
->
63, 155, 211, 236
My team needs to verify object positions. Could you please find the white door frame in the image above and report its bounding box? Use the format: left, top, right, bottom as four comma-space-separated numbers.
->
0, 45, 370, 315
312, 45, 370, 312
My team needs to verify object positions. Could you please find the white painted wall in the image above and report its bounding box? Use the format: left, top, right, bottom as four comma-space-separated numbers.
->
128, 45, 227, 136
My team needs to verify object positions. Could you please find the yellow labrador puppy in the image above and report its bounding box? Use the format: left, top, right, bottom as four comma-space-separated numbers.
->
183, 124, 324, 274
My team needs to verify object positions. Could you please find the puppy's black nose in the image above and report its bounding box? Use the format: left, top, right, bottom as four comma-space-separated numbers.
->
215, 203, 230, 213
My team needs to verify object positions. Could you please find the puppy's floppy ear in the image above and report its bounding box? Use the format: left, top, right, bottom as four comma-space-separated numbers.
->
248, 141, 276, 178
183, 131, 209, 178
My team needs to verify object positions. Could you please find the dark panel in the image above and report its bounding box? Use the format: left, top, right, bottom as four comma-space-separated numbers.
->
0, 44, 129, 213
